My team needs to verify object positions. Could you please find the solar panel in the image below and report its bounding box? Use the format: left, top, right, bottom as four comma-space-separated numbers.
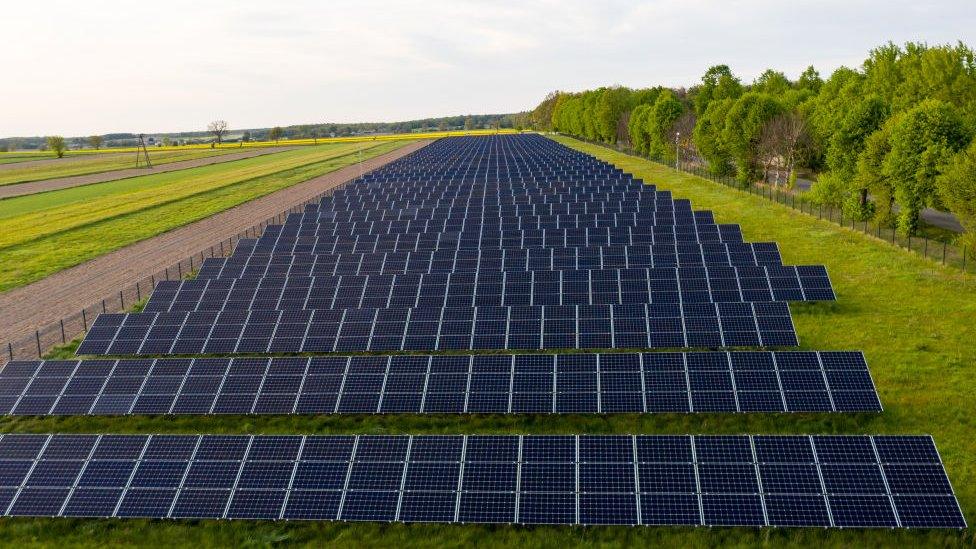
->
142, 266, 833, 313
0, 433, 963, 528
74, 302, 798, 356
0, 351, 880, 416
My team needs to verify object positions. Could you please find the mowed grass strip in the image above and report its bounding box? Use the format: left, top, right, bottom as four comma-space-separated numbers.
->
0, 136, 973, 546
0, 148, 251, 185
0, 141, 405, 291
0, 143, 374, 245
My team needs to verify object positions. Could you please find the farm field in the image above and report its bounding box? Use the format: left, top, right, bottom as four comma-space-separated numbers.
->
0, 140, 406, 292
0, 129, 520, 167
0, 148, 261, 186
0, 134, 971, 547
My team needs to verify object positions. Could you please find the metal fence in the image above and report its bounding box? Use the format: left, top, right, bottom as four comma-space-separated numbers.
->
2, 185, 345, 366
573, 136, 976, 274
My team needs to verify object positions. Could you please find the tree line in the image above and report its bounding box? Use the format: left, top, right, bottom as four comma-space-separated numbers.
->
530, 42, 976, 244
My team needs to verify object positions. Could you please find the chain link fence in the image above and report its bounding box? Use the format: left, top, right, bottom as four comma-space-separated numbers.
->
573, 136, 975, 274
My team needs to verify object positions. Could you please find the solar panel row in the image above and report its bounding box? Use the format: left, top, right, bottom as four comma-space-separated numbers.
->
0, 434, 963, 527
143, 266, 833, 314
198, 242, 786, 279
0, 352, 880, 416
77, 302, 798, 357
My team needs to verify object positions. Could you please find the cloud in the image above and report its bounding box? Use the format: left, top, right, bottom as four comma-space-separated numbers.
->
1, 0, 974, 135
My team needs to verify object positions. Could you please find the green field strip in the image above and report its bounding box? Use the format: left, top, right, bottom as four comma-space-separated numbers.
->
0, 141, 405, 291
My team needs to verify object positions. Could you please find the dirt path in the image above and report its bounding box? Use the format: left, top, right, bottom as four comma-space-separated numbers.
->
0, 146, 299, 199
0, 140, 429, 348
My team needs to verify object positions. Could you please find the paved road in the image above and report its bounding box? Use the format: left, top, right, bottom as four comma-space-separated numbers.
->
0, 146, 299, 199
0, 141, 430, 353
794, 177, 963, 233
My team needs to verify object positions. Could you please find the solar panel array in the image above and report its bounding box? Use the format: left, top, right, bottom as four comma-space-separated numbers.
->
0, 434, 964, 527
0, 351, 881, 416
142, 266, 834, 314
3, 135, 960, 529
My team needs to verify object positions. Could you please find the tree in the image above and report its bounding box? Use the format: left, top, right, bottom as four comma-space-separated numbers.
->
207, 120, 228, 144
530, 91, 560, 131
882, 99, 970, 235
88, 135, 103, 150
853, 127, 892, 222
753, 69, 792, 96
936, 141, 976, 247
464, 117, 474, 130
241, 131, 252, 143
46, 136, 67, 158
693, 98, 735, 175
645, 89, 684, 159
721, 93, 785, 183
757, 111, 812, 185
797, 66, 823, 92
269, 126, 284, 144
627, 104, 652, 154
693, 65, 743, 115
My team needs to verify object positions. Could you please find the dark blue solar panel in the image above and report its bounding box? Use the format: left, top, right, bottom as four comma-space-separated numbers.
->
0, 433, 935, 526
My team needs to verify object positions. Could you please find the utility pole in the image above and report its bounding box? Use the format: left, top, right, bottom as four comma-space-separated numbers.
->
675, 131, 681, 171
135, 134, 153, 168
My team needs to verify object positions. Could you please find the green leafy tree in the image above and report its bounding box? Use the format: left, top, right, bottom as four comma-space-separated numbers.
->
753, 69, 792, 95
645, 89, 684, 159
721, 93, 785, 183
936, 141, 976, 247
797, 66, 824, 92
693, 65, 743, 115
594, 87, 633, 143
693, 98, 735, 175
46, 136, 67, 158
882, 100, 970, 235
269, 126, 284, 144
627, 104, 652, 154
88, 135, 103, 150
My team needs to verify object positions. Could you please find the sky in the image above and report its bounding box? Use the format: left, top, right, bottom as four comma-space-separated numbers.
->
2, 0, 974, 137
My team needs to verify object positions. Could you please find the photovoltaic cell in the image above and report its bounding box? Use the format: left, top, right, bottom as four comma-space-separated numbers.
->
0, 433, 962, 528
0, 352, 880, 415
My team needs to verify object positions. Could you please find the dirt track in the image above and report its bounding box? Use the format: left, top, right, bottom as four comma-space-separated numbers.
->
0, 140, 430, 347
0, 146, 298, 199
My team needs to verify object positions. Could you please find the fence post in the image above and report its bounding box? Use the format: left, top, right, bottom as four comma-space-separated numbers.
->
7, 343, 12, 361
102, 300, 106, 313
82, 309, 87, 330
35, 331, 41, 357
178, 263, 182, 278
220, 241, 224, 255
120, 291, 125, 310
165, 268, 169, 281
943, 242, 947, 265
151, 274, 155, 288
924, 238, 928, 258
60, 319, 66, 343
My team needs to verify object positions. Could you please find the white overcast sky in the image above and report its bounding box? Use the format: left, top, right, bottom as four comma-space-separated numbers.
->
2, 0, 974, 137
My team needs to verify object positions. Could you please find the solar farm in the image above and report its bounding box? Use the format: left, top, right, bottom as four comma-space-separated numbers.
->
0, 135, 966, 533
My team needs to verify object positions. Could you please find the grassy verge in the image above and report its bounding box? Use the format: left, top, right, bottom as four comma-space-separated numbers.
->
0, 148, 254, 186
0, 135, 973, 547
0, 141, 406, 291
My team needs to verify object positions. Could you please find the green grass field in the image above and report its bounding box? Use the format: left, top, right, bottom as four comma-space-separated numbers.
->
0, 141, 406, 292
0, 135, 973, 547
0, 148, 263, 186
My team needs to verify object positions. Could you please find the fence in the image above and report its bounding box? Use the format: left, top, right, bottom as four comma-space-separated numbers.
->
573, 136, 976, 274
2, 184, 347, 366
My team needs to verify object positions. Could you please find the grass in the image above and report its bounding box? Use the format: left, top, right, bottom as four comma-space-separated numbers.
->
0, 134, 974, 547
0, 141, 406, 292
0, 149, 254, 186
